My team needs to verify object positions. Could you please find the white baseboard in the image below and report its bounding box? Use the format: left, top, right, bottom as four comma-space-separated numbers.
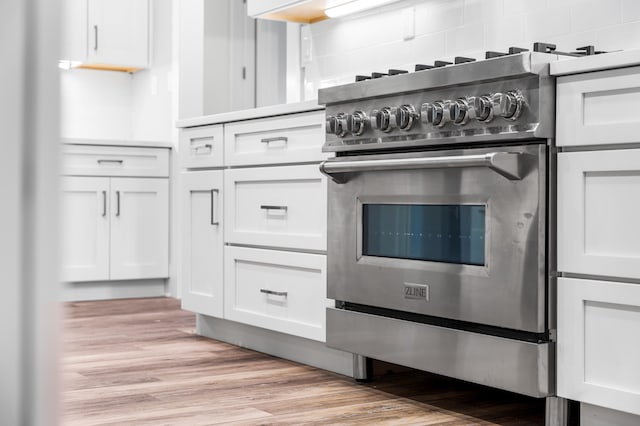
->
196, 314, 355, 377
60, 279, 167, 302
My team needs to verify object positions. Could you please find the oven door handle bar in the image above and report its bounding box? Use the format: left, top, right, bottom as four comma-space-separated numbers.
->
319, 152, 523, 183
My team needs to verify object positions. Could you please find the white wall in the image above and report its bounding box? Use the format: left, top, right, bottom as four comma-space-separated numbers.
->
302, 0, 640, 94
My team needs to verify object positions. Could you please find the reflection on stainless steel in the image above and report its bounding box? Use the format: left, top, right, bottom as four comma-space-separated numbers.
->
325, 144, 545, 333
327, 308, 553, 397
320, 150, 525, 183
319, 50, 558, 402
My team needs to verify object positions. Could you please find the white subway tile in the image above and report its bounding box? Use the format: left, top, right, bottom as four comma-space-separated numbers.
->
445, 23, 485, 55
504, 0, 549, 16
484, 13, 525, 51
571, 0, 623, 33
414, 0, 464, 36
523, 5, 572, 41
598, 21, 640, 51
622, 0, 640, 22
464, 0, 503, 24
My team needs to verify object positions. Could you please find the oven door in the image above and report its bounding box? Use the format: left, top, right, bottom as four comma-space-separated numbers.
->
321, 143, 547, 334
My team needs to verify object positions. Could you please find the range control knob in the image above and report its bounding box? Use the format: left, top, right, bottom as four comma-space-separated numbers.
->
325, 113, 347, 137
472, 95, 494, 122
395, 104, 419, 131
451, 98, 471, 126
370, 107, 397, 132
423, 101, 450, 127
492, 91, 525, 120
347, 111, 368, 136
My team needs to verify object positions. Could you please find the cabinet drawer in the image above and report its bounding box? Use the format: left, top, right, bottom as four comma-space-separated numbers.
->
62, 145, 169, 177
224, 111, 327, 166
224, 246, 329, 341
224, 165, 327, 251
180, 124, 224, 169
558, 149, 640, 279
557, 66, 640, 146
558, 277, 640, 415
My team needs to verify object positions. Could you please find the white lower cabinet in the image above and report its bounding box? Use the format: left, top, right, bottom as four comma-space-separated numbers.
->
180, 171, 224, 318
558, 149, 640, 279
61, 176, 169, 282
224, 165, 327, 251
61, 176, 111, 281
109, 178, 169, 280
224, 246, 329, 342
558, 277, 640, 416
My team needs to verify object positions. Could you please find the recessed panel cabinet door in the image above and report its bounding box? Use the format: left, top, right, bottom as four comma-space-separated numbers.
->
87, 0, 149, 68
180, 171, 224, 318
61, 176, 110, 282
110, 178, 168, 280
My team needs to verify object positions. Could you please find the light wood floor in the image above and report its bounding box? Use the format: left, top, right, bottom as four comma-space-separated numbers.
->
62, 297, 545, 425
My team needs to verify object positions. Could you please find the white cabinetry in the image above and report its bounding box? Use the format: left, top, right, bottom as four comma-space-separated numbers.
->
224, 246, 329, 341
557, 66, 640, 147
180, 170, 224, 318
61, 177, 110, 281
224, 165, 327, 251
558, 277, 640, 416
61, 145, 169, 283
178, 108, 330, 341
556, 66, 640, 418
61, 0, 149, 71
558, 149, 640, 279
247, 0, 327, 23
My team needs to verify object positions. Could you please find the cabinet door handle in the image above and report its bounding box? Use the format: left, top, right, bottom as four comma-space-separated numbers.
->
97, 159, 124, 164
115, 191, 120, 217
210, 189, 219, 226
94, 25, 98, 51
260, 136, 288, 144
260, 289, 288, 297
260, 205, 288, 211
102, 190, 107, 217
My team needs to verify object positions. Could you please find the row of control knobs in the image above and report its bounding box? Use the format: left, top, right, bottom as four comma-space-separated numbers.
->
326, 91, 524, 137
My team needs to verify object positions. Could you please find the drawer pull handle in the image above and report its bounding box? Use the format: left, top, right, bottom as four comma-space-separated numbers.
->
101, 190, 107, 217
260, 136, 288, 144
210, 189, 219, 226
115, 191, 121, 216
97, 159, 124, 164
193, 143, 212, 151
260, 289, 288, 297
260, 205, 288, 211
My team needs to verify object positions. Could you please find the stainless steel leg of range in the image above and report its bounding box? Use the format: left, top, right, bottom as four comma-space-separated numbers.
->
546, 396, 569, 426
352, 354, 369, 380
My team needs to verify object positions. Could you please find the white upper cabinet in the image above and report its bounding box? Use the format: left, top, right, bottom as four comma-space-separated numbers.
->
248, 0, 328, 23
61, 0, 149, 71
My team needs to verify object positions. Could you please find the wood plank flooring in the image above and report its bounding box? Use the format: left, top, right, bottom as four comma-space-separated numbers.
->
62, 297, 545, 425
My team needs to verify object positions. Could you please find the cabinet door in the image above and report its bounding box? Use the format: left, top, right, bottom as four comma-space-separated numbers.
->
180, 171, 224, 317
110, 178, 168, 280
87, 0, 149, 68
558, 149, 640, 279
558, 277, 640, 416
61, 177, 110, 282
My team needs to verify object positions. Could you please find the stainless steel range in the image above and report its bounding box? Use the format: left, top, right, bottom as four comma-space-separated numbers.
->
318, 44, 600, 409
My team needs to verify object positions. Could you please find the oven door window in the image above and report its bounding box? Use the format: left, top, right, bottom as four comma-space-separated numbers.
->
362, 204, 486, 266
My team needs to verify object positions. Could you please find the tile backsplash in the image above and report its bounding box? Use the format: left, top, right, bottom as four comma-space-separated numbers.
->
302, 0, 640, 96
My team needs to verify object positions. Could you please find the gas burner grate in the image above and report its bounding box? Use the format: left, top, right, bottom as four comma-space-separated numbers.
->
353, 42, 608, 82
